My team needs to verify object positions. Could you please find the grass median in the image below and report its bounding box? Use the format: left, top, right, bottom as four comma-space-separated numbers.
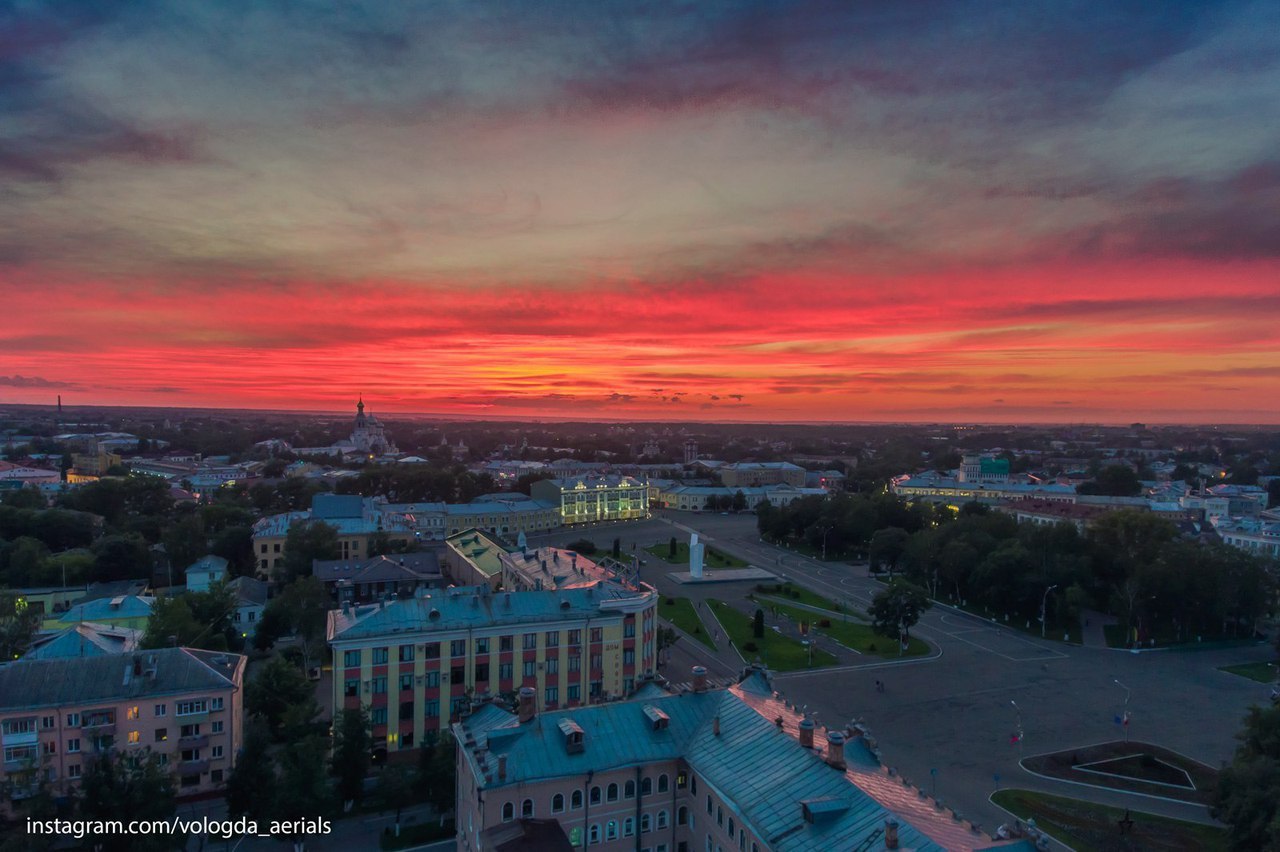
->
763, 599, 930, 657
991, 789, 1225, 852
645, 542, 747, 568
657, 596, 717, 649
707, 599, 836, 671
1218, 660, 1279, 683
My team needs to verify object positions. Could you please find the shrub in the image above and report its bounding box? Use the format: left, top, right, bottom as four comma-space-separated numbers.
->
665, 597, 675, 605
867, 643, 876, 652
819, 619, 831, 628
742, 641, 759, 653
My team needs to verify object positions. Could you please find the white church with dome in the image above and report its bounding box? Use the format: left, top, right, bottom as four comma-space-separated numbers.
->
332, 397, 398, 457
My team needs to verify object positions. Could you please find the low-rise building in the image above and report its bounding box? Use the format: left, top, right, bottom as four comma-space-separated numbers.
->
252, 494, 417, 576
444, 530, 509, 590
385, 496, 563, 542
0, 461, 60, 487
227, 576, 270, 639
0, 648, 245, 806
453, 669, 1024, 852
23, 622, 142, 661
530, 476, 649, 525
1213, 516, 1280, 559
718, 462, 807, 488
313, 552, 445, 605
891, 475, 1077, 506
650, 482, 827, 512
184, 555, 228, 593
56, 595, 154, 632
326, 580, 658, 756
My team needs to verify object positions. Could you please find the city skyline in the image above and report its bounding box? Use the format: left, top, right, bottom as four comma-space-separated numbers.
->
4, 1, 1279, 423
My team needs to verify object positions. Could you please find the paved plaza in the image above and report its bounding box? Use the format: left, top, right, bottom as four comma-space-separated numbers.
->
530, 514, 1279, 840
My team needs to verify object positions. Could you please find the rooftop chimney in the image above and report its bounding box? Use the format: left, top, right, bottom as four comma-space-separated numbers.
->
884, 818, 900, 850
692, 665, 708, 692
826, 731, 846, 770
798, 716, 815, 749
713, 715, 721, 737
518, 686, 537, 723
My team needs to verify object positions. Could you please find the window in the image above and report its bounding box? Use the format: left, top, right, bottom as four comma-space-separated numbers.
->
400, 701, 414, 718
424, 643, 440, 659
210, 697, 223, 711
717, 806, 723, 827
545, 631, 559, 647
371, 708, 388, 725
623, 817, 635, 837
40, 715, 54, 729
552, 793, 565, 813
180, 748, 201, 762
522, 799, 534, 818
678, 806, 688, 826
67, 764, 81, 779
567, 629, 581, 645
424, 671, 440, 688
641, 814, 651, 833
607, 783, 619, 802
588, 825, 600, 845
212, 721, 223, 734
399, 674, 413, 691
658, 811, 669, 829
590, 786, 601, 805
624, 620, 636, 638
371, 676, 387, 694
706, 795, 712, 815
344, 679, 359, 697
3, 744, 37, 763
642, 777, 653, 795
545, 686, 558, 705
212, 746, 224, 759
42, 741, 56, 756
65, 713, 80, 728
344, 650, 361, 668
571, 790, 583, 809
476, 638, 489, 654
624, 650, 635, 665
154, 704, 166, 717
625, 780, 636, 798
176, 700, 207, 716
499, 636, 513, 652
450, 639, 466, 657
371, 647, 389, 665
522, 633, 537, 650
590, 628, 602, 642
727, 817, 734, 837
590, 654, 602, 671
568, 684, 581, 701
658, 774, 669, 793
606, 821, 618, 841
424, 700, 439, 717
154, 729, 167, 743
498, 663, 512, 681
545, 658, 559, 674
450, 666, 465, 683
475, 663, 489, 682
66, 739, 80, 754
450, 697, 467, 715
399, 645, 415, 662
677, 771, 688, 789
180, 722, 201, 737
523, 661, 536, 678
569, 656, 581, 673
126, 707, 139, 721
502, 802, 514, 823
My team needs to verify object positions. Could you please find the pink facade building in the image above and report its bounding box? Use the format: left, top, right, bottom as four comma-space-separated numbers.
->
0, 648, 245, 809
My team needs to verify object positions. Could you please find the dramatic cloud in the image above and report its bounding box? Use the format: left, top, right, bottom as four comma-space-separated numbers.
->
2, 0, 1278, 421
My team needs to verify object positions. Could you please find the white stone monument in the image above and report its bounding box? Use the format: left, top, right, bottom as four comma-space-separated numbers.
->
689, 532, 705, 579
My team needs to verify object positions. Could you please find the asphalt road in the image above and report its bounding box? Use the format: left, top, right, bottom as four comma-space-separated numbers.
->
534, 512, 1278, 838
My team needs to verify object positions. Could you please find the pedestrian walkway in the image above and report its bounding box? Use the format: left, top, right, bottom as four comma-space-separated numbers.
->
1080, 609, 1116, 649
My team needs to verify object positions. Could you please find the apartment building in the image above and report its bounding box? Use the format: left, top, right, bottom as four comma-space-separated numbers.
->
252, 494, 417, 576
530, 476, 649, 525
0, 648, 245, 807
453, 669, 1027, 852
326, 581, 658, 756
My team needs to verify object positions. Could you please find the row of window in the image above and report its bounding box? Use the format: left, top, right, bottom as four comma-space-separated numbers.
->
503, 802, 672, 838
344, 629, 617, 668
2, 701, 221, 735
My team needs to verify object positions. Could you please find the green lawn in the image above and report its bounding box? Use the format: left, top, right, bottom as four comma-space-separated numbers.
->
380, 819, 456, 851
657, 596, 717, 649
645, 541, 747, 568
707, 599, 836, 671
1218, 660, 1280, 683
753, 583, 866, 619
764, 600, 929, 657
991, 789, 1226, 852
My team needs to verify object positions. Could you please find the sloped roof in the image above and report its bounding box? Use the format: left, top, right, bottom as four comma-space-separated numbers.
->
23, 622, 142, 660
0, 647, 244, 709
58, 595, 154, 624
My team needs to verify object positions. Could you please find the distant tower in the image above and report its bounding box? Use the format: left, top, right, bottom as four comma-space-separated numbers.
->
57, 395, 63, 419
684, 439, 698, 465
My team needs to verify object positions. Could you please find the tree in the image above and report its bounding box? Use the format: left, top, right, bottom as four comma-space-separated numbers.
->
1078, 465, 1143, 497
731, 490, 747, 512
210, 524, 255, 577
417, 732, 456, 816
247, 655, 316, 739
566, 538, 597, 555
752, 608, 765, 639
331, 707, 371, 811
612, 537, 622, 559
226, 719, 275, 822
263, 576, 330, 669
78, 752, 180, 852
140, 596, 203, 650
161, 513, 206, 579
90, 534, 152, 582
1212, 704, 1280, 850
141, 583, 237, 651
279, 520, 340, 583
378, 764, 415, 836
0, 488, 45, 510
868, 527, 910, 576
274, 736, 333, 852
868, 579, 932, 640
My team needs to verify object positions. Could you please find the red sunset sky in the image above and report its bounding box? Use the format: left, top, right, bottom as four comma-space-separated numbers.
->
3, 2, 1279, 422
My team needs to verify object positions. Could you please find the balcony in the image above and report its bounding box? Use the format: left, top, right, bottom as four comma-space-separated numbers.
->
82, 721, 116, 736
178, 734, 209, 749
177, 759, 209, 775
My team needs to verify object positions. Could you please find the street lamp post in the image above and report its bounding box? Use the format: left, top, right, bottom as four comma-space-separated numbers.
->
1041, 584, 1058, 639
1010, 700, 1023, 754
817, 525, 832, 561
1114, 679, 1131, 742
